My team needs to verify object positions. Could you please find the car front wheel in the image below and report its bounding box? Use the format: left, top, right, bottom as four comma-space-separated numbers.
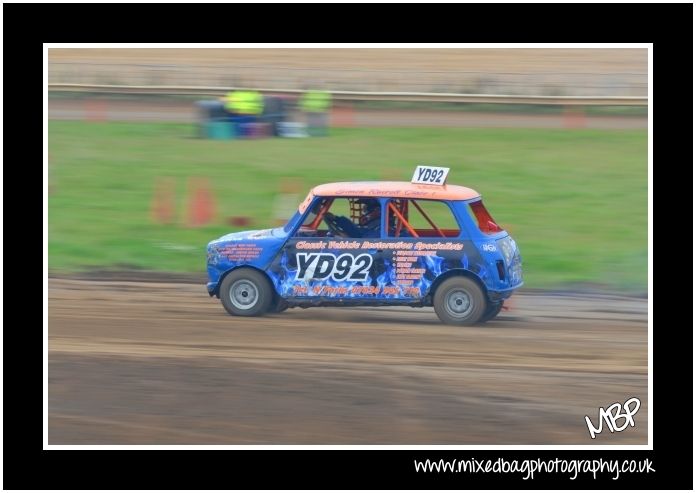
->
478, 301, 503, 324
270, 296, 289, 313
433, 277, 486, 326
219, 268, 273, 317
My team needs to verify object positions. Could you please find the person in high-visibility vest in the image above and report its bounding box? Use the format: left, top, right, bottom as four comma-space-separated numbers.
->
223, 90, 249, 116
224, 90, 252, 137
236, 91, 250, 115
300, 89, 331, 136
224, 91, 244, 115
300, 90, 331, 113
250, 91, 264, 117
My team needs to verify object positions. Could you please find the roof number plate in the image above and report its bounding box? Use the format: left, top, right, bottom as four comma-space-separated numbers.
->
411, 166, 450, 186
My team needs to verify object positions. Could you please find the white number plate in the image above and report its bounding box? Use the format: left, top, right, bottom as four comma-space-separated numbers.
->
411, 166, 450, 185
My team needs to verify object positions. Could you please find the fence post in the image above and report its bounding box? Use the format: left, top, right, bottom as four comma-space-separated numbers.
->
563, 105, 586, 129
330, 103, 355, 128
84, 98, 108, 122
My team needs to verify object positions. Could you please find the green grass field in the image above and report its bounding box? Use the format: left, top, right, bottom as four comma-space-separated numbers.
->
48, 122, 648, 292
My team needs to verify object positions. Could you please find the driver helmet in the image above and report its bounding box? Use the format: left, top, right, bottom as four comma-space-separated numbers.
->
357, 199, 380, 227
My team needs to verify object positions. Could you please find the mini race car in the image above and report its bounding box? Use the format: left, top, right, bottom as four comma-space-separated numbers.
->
206, 166, 522, 325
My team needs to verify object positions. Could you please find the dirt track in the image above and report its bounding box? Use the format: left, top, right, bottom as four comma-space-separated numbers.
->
48, 279, 648, 445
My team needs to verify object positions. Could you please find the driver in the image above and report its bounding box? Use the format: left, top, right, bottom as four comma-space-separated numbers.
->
325, 199, 381, 238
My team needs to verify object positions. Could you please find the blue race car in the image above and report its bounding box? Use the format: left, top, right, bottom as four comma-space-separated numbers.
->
206, 166, 522, 325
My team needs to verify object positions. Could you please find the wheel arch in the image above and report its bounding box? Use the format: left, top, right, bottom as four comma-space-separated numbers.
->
213, 265, 279, 298
427, 268, 488, 302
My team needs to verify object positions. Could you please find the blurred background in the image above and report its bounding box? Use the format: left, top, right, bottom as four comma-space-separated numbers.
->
47, 48, 649, 445
48, 47, 647, 291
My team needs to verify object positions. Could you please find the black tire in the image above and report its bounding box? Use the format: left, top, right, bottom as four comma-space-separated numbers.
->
270, 296, 289, 314
219, 268, 273, 317
478, 301, 503, 324
433, 277, 486, 326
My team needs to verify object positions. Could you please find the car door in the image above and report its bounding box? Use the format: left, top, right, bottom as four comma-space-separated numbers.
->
268, 197, 383, 300
377, 198, 477, 300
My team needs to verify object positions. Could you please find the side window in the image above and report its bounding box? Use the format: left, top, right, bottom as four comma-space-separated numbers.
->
386, 199, 460, 238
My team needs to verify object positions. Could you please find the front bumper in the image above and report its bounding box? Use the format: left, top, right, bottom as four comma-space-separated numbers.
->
487, 282, 523, 302
207, 281, 218, 297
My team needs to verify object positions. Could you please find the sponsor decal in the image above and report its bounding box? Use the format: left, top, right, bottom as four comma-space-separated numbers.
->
217, 243, 262, 262
267, 240, 485, 300
296, 253, 373, 281
295, 240, 464, 251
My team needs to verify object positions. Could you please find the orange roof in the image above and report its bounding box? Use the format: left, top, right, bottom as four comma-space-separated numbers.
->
312, 181, 480, 201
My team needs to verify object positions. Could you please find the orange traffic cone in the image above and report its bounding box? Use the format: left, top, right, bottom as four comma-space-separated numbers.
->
151, 177, 175, 224
186, 177, 216, 227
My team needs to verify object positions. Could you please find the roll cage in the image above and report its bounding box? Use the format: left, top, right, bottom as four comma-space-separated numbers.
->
298, 196, 463, 238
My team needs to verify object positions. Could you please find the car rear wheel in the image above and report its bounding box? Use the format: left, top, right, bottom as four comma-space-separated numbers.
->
220, 268, 273, 317
433, 277, 485, 326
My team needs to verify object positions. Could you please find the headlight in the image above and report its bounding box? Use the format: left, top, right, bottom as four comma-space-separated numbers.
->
496, 237, 515, 266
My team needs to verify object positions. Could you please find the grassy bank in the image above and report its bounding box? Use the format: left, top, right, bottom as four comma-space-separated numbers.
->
48, 122, 647, 291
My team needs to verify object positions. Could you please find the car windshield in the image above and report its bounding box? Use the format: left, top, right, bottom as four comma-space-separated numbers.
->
283, 190, 316, 233
291, 197, 381, 238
